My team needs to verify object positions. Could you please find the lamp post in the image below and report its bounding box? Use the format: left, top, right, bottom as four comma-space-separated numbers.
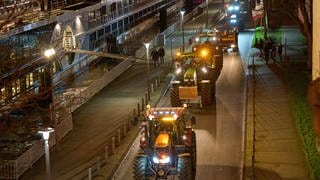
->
206, 0, 210, 28
180, 10, 185, 52
38, 127, 54, 180
44, 47, 56, 116
144, 43, 151, 99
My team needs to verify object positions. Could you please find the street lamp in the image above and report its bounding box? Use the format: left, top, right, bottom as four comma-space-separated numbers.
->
38, 127, 54, 180
144, 43, 151, 99
180, 10, 185, 52
44, 48, 56, 58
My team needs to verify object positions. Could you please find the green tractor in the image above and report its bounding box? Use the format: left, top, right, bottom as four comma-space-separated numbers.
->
170, 39, 223, 107
133, 105, 196, 179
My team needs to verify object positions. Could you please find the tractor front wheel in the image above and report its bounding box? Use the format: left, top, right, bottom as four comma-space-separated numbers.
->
133, 155, 148, 180
177, 155, 193, 180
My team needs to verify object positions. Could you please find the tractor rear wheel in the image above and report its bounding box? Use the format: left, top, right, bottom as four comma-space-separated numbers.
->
170, 84, 181, 107
177, 155, 193, 180
133, 154, 148, 180
191, 131, 197, 179
200, 80, 212, 106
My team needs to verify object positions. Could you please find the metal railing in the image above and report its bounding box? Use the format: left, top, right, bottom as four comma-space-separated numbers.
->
0, 56, 134, 179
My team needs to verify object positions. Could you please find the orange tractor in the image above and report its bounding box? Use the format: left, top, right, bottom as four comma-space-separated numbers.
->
133, 105, 196, 179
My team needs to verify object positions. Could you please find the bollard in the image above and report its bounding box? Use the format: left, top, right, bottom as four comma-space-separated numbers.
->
151, 83, 154, 94
154, 79, 158, 90
141, 98, 144, 111
137, 103, 140, 116
118, 129, 121, 145
88, 168, 92, 180
133, 108, 137, 118
112, 136, 116, 154
105, 146, 108, 161
96, 157, 101, 172
123, 122, 127, 137
128, 115, 132, 129
145, 92, 149, 105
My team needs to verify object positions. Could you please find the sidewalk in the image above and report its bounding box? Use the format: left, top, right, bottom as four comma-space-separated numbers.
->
245, 49, 310, 179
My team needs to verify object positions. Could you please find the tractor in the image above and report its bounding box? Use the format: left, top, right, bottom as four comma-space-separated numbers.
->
133, 105, 196, 180
170, 38, 223, 107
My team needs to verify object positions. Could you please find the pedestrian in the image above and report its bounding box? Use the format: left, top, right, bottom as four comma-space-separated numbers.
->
151, 48, 159, 68
271, 46, 277, 62
263, 41, 269, 64
278, 44, 283, 61
258, 38, 263, 57
158, 46, 165, 64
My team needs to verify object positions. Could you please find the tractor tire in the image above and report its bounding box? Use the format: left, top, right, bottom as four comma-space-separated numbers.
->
170, 84, 181, 107
191, 131, 197, 179
200, 80, 212, 106
133, 155, 148, 180
177, 155, 193, 180
211, 81, 216, 100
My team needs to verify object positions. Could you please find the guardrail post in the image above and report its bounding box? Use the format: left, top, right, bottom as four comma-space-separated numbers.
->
147, 90, 150, 101
112, 137, 116, 154
118, 129, 121, 145
105, 146, 108, 161
88, 168, 92, 180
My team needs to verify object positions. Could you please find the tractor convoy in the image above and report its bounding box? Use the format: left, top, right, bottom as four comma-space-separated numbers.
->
132, 1, 240, 178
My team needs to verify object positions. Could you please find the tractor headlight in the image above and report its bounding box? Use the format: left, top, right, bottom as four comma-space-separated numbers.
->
182, 135, 187, 140
195, 37, 200, 42
141, 136, 146, 142
153, 155, 170, 164
230, 19, 237, 23
234, 6, 240, 11
228, 6, 234, 11
201, 67, 208, 73
200, 49, 209, 57
176, 67, 182, 74
230, 14, 237, 19
231, 44, 236, 48
153, 156, 160, 163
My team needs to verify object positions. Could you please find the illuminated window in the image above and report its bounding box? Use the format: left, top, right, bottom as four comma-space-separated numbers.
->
12, 82, 16, 96
16, 79, 20, 94
0, 87, 5, 102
